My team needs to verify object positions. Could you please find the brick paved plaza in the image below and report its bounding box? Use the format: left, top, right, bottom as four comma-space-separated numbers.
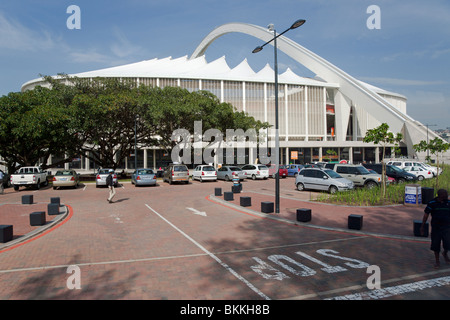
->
0, 177, 449, 304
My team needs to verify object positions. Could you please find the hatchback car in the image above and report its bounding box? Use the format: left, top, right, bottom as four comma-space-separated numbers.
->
295, 168, 354, 194
268, 164, 288, 179
286, 164, 304, 177
96, 168, 118, 188
163, 164, 190, 184
217, 166, 246, 181
131, 168, 157, 187
241, 164, 269, 180
52, 169, 80, 189
192, 165, 217, 182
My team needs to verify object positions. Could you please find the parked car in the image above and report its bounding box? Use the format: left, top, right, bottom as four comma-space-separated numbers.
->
326, 164, 382, 189
131, 168, 157, 187
295, 168, 354, 194
0, 170, 10, 189
52, 169, 80, 189
96, 168, 118, 188
217, 166, 246, 181
268, 164, 288, 179
286, 164, 304, 177
362, 164, 417, 183
403, 166, 434, 181
420, 162, 442, 176
192, 165, 217, 182
241, 164, 269, 180
367, 168, 395, 184
163, 164, 190, 184
10, 166, 49, 191
386, 159, 442, 176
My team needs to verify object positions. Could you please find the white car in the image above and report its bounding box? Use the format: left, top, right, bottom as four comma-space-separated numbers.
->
387, 160, 442, 176
241, 164, 269, 180
192, 165, 217, 182
403, 166, 434, 181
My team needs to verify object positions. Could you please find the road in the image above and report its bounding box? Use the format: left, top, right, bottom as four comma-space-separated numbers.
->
0, 176, 449, 304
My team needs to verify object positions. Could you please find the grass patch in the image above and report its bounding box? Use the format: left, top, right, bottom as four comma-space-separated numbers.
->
316, 164, 449, 206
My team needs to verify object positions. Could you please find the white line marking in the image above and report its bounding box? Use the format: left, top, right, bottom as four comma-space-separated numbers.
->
0, 237, 362, 274
145, 203, 271, 300
284, 267, 450, 300
327, 275, 450, 300
186, 207, 207, 217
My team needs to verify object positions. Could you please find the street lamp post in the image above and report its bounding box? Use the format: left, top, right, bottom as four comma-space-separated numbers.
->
252, 19, 306, 214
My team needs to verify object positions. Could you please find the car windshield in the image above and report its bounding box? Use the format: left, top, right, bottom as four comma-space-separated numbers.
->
203, 166, 215, 171
99, 169, 111, 174
173, 166, 188, 172
137, 169, 153, 175
324, 169, 342, 178
258, 165, 268, 170
389, 165, 403, 173
356, 166, 371, 174
55, 170, 73, 176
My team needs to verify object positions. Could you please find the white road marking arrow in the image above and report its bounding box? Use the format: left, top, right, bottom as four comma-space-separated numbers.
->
186, 207, 207, 217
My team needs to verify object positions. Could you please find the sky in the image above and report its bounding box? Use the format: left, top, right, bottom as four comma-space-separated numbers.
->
0, 0, 449, 130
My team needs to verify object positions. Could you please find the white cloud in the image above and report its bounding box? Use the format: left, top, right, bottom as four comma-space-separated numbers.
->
0, 11, 55, 51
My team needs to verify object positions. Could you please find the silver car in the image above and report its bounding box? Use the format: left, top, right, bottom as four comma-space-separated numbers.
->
295, 168, 354, 194
52, 169, 80, 189
96, 168, 118, 188
217, 166, 246, 181
131, 168, 157, 187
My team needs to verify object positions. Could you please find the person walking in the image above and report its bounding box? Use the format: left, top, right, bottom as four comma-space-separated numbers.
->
106, 169, 116, 203
421, 189, 450, 268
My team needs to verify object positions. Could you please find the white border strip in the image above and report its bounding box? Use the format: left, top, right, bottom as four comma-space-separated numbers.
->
327, 276, 450, 300
145, 204, 271, 300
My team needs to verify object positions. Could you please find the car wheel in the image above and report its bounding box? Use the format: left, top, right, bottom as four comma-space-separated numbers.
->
14, 185, 19, 191
365, 181, 377, 189
272, 173, 276, 179
296, 183, 305, 191
252, 174, 256, 180
225, 175, 230, 181
294, 173, 298, 178
329, 185, 338, 194
398, 178, 406, 183
418, 175, 424, 181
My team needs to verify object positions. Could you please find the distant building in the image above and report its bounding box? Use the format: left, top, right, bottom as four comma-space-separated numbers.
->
21, 22, 450, 172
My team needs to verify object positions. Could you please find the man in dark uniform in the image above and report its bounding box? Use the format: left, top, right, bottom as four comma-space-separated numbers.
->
421, 189, 450, 268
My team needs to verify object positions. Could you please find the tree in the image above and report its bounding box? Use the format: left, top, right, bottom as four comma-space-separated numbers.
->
0, 87, 82, 173
0, 75, 268, 171
363, 123, 403, 197
414, 137, 450, 189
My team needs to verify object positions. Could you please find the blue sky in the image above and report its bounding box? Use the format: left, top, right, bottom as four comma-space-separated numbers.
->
1, 0, 449, 129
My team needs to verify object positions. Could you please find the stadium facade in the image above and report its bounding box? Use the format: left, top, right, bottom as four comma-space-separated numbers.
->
21, 22, 449, 172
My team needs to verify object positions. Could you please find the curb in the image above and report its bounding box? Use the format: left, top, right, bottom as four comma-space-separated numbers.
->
0, 205, 70, 252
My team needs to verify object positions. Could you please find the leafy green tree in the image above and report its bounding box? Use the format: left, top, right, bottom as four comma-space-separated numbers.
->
0, 87, 81, 173
0, 75, 269, 171
414, 137, 450, 189
363, 123, 403, 197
